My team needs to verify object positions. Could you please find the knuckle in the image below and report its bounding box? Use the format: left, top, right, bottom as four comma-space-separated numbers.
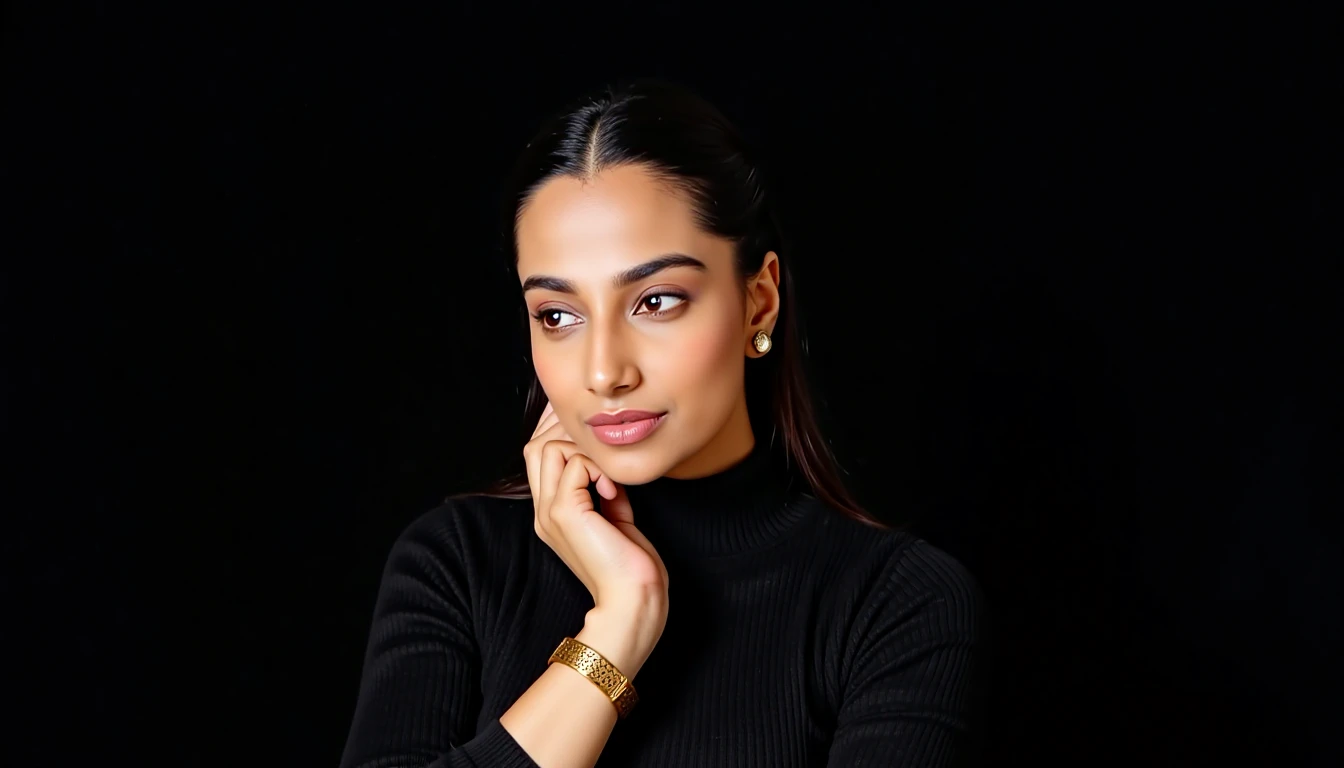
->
550, 491, 578, 516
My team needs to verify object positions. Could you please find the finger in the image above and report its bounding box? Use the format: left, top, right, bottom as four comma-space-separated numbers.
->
524, 443, 541, 506
537, 418, 567, 443
576, 454, 617, 501
524, 420, 569, 499
531, 401, 557, 439
533, 410, 558, 439
534, 432, 615, 494
545, 413, 577, 446
598, 482, 634, 527
595, 477, 616, 500
528, 420, 567, 460
558, 447, 614, 500
537, 440, 574, 518
555, 453, 601, 519
524, 436, 550, 506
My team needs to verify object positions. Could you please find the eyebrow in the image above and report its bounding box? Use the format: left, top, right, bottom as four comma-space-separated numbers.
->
521, 253, 708, 295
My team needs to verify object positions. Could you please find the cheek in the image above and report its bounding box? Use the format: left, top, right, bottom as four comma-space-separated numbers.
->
531, 346, 569, 404
532, 348, 587, 438
645, 310, 743, 404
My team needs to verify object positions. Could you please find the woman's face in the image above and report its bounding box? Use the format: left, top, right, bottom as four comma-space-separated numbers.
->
516, 163, 779, 484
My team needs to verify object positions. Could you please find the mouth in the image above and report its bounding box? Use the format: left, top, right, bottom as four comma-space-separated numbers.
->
585, 410, 668, 446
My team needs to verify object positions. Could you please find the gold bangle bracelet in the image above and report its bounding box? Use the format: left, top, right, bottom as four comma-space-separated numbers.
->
547, 636, 640, 720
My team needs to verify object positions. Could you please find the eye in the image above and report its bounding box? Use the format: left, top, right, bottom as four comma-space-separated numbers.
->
634, 292, 688, 316
532, 308, 581, 332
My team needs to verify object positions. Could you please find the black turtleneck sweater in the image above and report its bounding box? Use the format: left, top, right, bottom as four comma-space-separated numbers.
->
340, 444, 985, 767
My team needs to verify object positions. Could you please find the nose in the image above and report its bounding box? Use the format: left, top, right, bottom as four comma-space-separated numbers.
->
585, 317, 640, 397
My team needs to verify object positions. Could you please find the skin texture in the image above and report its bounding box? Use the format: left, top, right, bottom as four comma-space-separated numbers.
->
516, 162, 782, 484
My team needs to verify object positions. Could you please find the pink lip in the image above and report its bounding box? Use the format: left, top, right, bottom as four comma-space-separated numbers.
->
585, 409, 664, 426
586, 410, 667, 446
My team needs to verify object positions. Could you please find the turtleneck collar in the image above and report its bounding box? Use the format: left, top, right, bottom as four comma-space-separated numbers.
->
621, 440, 811, 560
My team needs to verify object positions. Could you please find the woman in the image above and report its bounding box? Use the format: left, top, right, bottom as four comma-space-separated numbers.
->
340, 79, 984, 768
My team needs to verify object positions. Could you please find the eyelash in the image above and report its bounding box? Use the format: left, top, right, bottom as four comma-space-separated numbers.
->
530, 291, 689, 334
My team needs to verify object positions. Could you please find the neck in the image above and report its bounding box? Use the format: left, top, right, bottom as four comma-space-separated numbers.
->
624, 438, 809, 560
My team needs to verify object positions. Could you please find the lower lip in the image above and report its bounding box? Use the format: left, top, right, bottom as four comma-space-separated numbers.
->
589, 414, 667, 446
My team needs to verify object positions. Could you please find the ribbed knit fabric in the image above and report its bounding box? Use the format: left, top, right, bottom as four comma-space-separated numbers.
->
340, 442, 985, 767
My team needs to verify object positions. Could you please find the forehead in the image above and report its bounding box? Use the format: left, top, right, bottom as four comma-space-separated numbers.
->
516, 164, 727, 278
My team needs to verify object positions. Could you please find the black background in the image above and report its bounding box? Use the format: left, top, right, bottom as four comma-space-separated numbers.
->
6, 1, 1339, 766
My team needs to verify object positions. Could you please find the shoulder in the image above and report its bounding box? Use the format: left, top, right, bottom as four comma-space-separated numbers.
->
869, 534, 984, 646
384, 493, 536, 573
881, 535, 984, 622
809, 504, 984, 633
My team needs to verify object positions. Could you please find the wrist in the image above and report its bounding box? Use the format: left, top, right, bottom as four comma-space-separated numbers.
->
579, 602, 665, 680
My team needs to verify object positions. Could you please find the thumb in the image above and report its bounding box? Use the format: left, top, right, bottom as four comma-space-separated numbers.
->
599, 483, 635, 528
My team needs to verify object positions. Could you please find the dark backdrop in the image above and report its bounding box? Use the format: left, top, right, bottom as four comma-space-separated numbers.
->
7, 1, 1338, 766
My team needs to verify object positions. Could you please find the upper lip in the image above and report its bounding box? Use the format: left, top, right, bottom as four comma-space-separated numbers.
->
585, 409, 666, 426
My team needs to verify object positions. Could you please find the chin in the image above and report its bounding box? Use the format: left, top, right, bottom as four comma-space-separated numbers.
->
587, 444, 675, 486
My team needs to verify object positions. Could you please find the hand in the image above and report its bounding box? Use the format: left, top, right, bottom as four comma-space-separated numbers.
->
524, 401, 669, 673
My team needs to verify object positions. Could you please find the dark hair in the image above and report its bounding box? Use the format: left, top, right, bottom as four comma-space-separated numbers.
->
470, 78, 886, 530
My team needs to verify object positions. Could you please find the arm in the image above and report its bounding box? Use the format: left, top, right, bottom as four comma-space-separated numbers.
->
340, 508, 663, 768
339, 509, 536, 768
826, 541, 987, 767
498, 600, 663, 768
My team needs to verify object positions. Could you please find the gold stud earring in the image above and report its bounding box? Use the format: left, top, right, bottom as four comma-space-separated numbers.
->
752, 329, 772, 355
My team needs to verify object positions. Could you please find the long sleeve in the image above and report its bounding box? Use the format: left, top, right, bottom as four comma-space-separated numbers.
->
826, 540, 987, 767
339, 509, 540, 768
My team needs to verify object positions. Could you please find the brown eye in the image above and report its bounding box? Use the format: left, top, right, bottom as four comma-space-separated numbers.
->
534, 308, 580, 331
635, 293, 687, 315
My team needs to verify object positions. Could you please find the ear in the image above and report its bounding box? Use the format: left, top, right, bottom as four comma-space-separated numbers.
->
744, 251, 782, 357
